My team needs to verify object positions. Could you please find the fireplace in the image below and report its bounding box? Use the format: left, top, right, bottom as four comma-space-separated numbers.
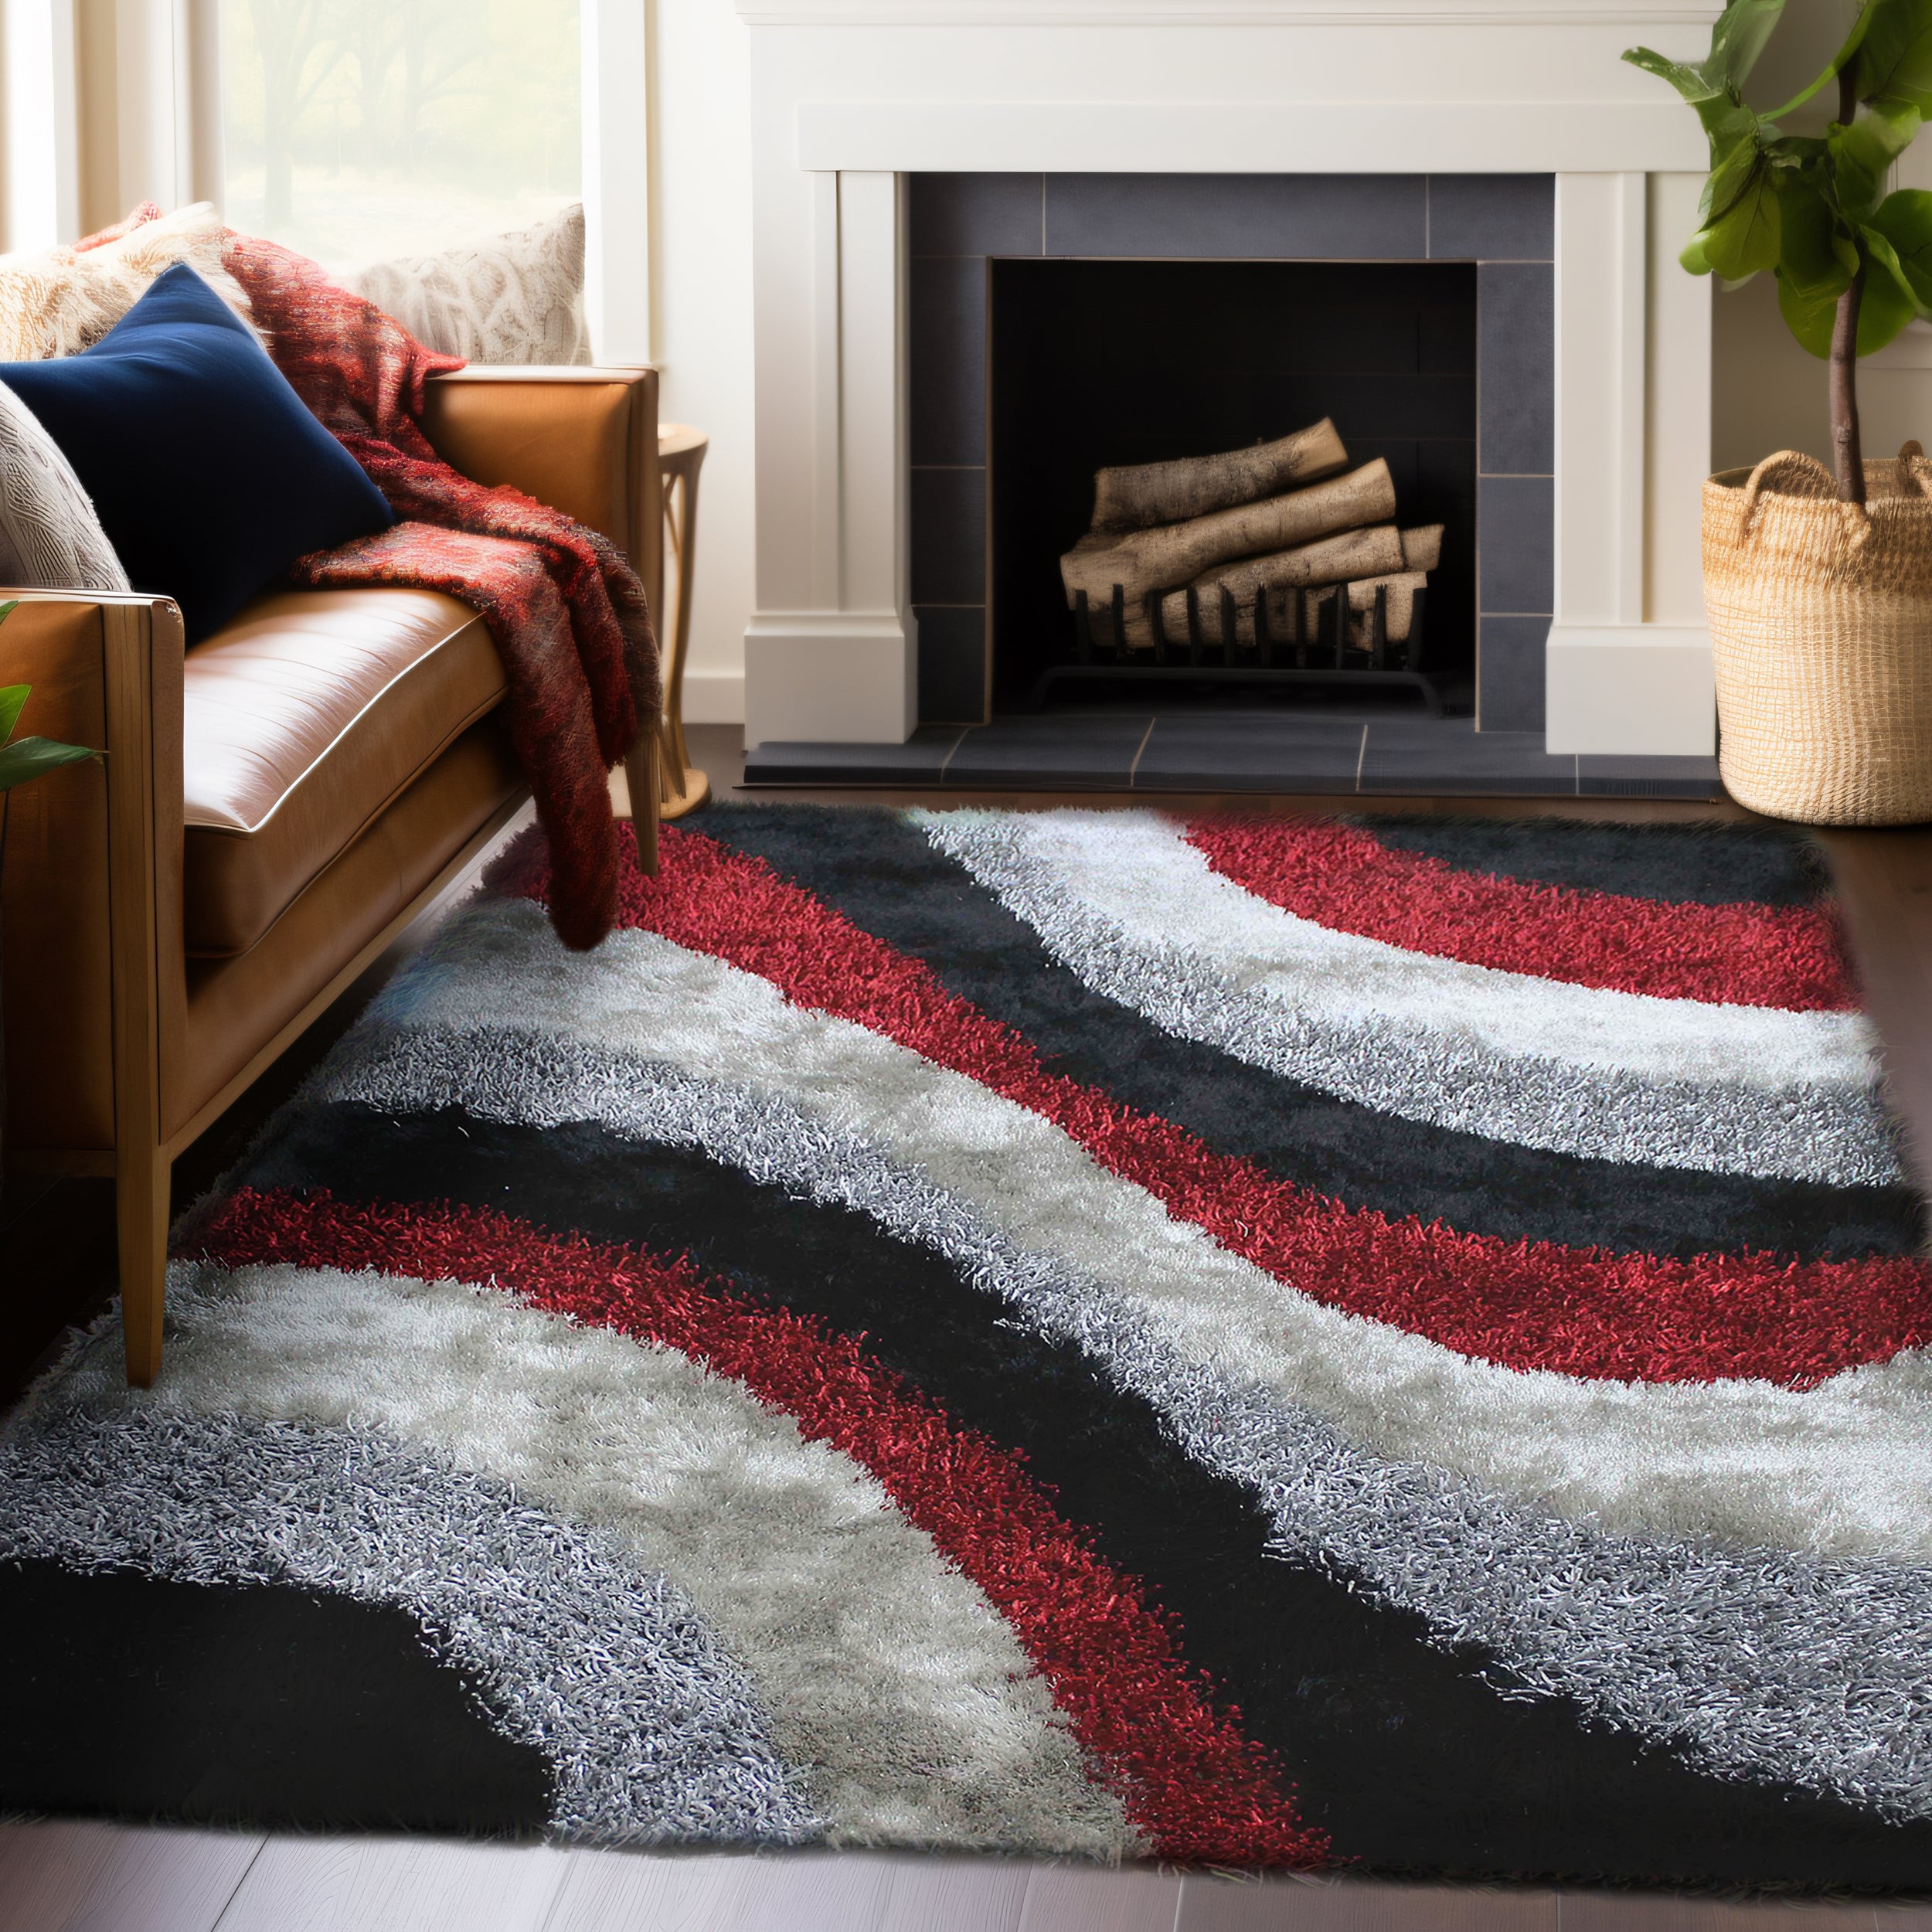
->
910, 172, 1554, 734
736, 0, 1723, 785
983, 253, 1482, 717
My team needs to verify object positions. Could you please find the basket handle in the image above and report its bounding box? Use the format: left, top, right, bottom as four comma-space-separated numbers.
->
1899, 439, 1932, 498
1737, 447, 1876, 545
1739, 449, 1836, 524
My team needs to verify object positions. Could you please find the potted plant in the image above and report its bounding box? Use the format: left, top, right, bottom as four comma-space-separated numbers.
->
1629, 0, 1932, 823
0, 598, 101, 1172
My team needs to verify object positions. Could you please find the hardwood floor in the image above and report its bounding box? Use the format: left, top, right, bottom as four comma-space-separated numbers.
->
3, 722, 1928, 1930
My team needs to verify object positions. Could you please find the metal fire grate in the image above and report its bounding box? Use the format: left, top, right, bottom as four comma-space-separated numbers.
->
1026, 579, 1443, 714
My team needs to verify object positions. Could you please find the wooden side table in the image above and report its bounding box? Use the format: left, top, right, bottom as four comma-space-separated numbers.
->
657, 423, 710, 818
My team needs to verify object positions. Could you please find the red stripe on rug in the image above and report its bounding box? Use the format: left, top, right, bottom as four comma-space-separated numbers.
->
489, 828, 1932, 1388
188, 1185, 1326, 1869
1186, 818, 1854, 1012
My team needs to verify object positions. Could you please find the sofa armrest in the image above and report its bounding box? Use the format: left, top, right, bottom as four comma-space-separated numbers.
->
417, 366, 662, 874
1, 591, 185, 1158
417, 366, 664, 629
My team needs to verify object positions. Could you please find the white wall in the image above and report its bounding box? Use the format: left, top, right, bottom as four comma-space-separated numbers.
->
649, 0, 754, 726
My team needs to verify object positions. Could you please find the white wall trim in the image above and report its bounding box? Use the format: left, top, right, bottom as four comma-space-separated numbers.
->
1613, 169, 1647, 624
2, 0, 79, 251
682, 668, 749, 726
583, 0, 653, 363
797, 101, 1706, 174
107, 0, 220, 217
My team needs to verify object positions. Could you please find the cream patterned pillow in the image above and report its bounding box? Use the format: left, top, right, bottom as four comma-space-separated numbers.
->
347, 203, 592, 365
0, 380, 131, 592
0, 203, 259, 362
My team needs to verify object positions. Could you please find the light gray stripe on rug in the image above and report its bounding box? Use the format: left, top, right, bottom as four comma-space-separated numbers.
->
43, 1263, 1130, 1858
0, 1406, 823, 1847
316, 1019, 1932, 1822
911, 807, 1899, 1188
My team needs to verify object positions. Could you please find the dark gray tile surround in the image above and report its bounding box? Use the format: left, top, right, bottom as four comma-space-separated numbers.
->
744, 710, 1723, 799
910, 468, 986, 606
1477, 614, 1555, 735
907, 172, 1556, 743
1042, 173, 1428, 260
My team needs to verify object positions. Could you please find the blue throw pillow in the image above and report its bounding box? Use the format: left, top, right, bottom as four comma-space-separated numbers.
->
0, 262, 394, 642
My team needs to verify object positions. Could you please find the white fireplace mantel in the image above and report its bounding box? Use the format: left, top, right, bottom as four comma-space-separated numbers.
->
738, 0, 1723, 753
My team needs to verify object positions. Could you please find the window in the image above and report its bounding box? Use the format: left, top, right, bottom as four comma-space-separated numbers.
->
220, 0, 581, 272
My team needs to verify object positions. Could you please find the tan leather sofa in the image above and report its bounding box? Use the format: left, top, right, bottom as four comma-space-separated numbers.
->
0, 366, 663, 1387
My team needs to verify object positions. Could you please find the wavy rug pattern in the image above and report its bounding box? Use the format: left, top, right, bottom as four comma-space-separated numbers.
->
5, 804, 1931, 1888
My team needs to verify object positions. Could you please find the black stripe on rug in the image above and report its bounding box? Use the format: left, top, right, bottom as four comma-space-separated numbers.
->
0, 1559, 552, 1834
692, 804, 1917, 1262
1359, 815, 1832, 908
236, 1100, 1932, 1889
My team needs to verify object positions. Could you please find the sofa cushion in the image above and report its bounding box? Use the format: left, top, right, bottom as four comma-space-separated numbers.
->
182, 587, 507, 957
346, 204, 592, 366
0, 263, 395, 642
0, 378, 129, 590
0, 201, 259, 361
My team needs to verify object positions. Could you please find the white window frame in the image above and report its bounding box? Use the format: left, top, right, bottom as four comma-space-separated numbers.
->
2, 0, 650, 364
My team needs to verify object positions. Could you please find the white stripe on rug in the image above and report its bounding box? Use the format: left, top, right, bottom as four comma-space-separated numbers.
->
912, 808, 1895, 1187
43, 1259, 1128, 1859
324, 895, 1932, 1564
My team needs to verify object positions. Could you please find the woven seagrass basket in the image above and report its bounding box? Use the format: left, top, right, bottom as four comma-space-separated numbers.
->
1702, 445, 1932, 825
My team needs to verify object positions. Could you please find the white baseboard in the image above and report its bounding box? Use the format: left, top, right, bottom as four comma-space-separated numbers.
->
1546, 623, 1716, 757
680, 668, 746, 725
743, 614, 916, 746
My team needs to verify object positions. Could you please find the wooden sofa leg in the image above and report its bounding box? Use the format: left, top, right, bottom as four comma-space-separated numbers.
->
624, 726, 661, 877
117, 1143, 170, 1387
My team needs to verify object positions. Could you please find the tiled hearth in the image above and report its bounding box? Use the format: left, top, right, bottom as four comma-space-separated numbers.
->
743, 709, 1720, 798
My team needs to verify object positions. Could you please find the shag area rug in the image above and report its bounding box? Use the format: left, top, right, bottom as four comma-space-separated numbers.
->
5, 805, 1931, 1889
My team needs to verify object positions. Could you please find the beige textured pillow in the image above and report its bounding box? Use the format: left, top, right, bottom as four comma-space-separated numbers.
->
347, 203, 592, 366
0, 203, 259, 362
0, 379, 131, 592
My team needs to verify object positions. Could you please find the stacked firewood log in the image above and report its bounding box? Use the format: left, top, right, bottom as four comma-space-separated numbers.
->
1059, 418, 1442, 654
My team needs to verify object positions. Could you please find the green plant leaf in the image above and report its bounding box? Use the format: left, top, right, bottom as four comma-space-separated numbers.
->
0, 598, 16, 626
1775, 168, 1859, 293
1699, 118, 1767, 222
1776, 241, 1919, 354
1705, 0, 1790, 91
1699, 154, 1784, 277
1829, 97, 1922, 216
1859, 234, 1922, 345
1872, 185, 1932, 302
1625, 45, 1762, 155
1855, 0, 1932, 108
1778, 265, 1843, 354
1624, 45, 1720, 105
0, 683, 26, 747
0, 736, 98, 793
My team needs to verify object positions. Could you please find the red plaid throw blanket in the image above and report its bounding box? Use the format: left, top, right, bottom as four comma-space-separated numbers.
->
221, 233, 658, 951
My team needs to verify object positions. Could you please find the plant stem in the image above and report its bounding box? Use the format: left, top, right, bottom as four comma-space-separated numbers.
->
1832, 269, 1866, 502
1832, 64, 1868, 505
